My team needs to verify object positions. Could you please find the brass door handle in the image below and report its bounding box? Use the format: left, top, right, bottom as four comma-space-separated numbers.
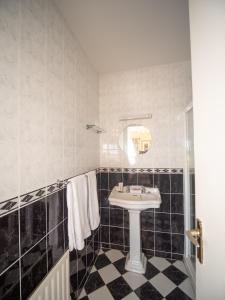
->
186, 229, 200, 248
186, 219, 203, 264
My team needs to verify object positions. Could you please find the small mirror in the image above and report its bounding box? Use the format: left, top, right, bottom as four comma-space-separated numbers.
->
119, 125, 152, 162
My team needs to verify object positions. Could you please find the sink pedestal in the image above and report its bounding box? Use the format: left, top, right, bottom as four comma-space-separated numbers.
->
125, 210, 147, 274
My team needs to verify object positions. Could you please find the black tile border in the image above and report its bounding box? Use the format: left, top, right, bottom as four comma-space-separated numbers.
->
98, 167, 183, 174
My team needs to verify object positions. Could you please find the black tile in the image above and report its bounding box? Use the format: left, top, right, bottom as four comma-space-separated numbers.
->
155, 251, 172, 259
171, 174, 183, 193
155, 232, 171, 253
113, 257, 127, 275
0, 261, 20, 300
109, 173, 123, 190
100, 173, 109, 190
144, 262, 160, 280
100, 225, 109, 244
101, 208, 109, 225
123, 173, 138, 186
141, 211, 154, 231
96, 172, 101, 190
143, 248, 154, 258
156, 193, 170, 213
86, 241, 94, 269
135, 281, 163, 300
110, 208, 123, 227
172, 253, 183, 260
124, 228, 129, 247
21, 239, 47, 300
46, 191, 64, 232
84, 271, 105, 294
80, 296, 89, 300
171, 194, 184, 214
20, 198, 46, 255
64, 219, 69, 250
107, 276, 132, 299
172, 234, 184, 254
171, 214, 184, 234
141, 230, 154, 250
166, 287, 192, 300
62, 188, 68, 219
138, 173, 154, 187
47, 223, 64, 271
163, 265, 188, 285
124, 210, 129, 228
99, 190, 109, 207
110, 244, 124, 251
154, 174, 170, 193
155, 212, 171, 233
95, 253, 111, 270
110, 227, 123, 245
190, 173, 195, 194
0, 211, 19, 274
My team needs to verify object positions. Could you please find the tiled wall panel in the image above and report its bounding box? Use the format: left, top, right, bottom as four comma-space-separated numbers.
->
98, 168, 184, 260
99, 62, 192, 168
0, 0, 99, 203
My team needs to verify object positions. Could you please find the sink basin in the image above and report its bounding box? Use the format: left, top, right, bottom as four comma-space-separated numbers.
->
109, 186, 161, 210
109, 185, 161, 274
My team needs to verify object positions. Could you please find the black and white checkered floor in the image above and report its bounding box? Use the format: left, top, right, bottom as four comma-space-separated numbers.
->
79, 249, 195, 300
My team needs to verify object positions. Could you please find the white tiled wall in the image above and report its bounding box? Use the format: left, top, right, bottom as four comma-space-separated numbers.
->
0, 0, 99, 202
99, 62, 192, 168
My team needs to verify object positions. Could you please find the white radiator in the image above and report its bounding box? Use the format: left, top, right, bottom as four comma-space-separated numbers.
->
29, 250, 70, 300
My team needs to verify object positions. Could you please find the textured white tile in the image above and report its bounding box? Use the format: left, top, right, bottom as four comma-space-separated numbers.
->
149, 257, 171, 272
79, 288, 86, 298
105, 249, 125, 262
88, 286, 114, 300
179, 278, 195, 299
98, 264, 121, 284
150, 273, 176, 297
123, 272, 147, 290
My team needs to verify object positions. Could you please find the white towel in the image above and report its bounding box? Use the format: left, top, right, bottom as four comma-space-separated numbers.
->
67, 175, 91, 251
86, 170, 100, 230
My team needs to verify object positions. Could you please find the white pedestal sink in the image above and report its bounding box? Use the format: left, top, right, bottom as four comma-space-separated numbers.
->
109, 186, 161, 274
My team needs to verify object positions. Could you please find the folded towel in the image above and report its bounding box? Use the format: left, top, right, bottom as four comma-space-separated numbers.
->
67, 175, 91, 251
86, 170, 100, 230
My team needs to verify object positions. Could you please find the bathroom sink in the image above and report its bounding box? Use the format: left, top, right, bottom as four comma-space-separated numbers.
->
108, 186, 161, 210
109, 185, 161, 274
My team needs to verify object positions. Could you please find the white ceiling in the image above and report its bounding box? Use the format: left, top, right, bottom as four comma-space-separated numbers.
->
55, 0, 191, 73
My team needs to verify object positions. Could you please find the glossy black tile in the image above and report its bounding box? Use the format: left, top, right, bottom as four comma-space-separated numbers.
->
155, 232, 171, 253
20, 198, 46, 255
107, 276, 132, 300
135, 281, 162, 300
141, 230, 154, 250
0, 261, 20, 300
171, 174, 183, 193
99, 190, 109, 207
100, 173, 109, 190
46, 190, 64, 232
171, 194, 184, 213
113, 257, 127, 275
155, 212, 171, 233
172, 234, 184, 254
123, 173, 138, 186
96, 173, 101, 190
86, 240, 94, 269
62, 188, 68, 219
138, 173, 154, 187
110, 208, 123, 227
109, 173, 122, 190
155, 251, 172, 259
0, 211, 19, 274
163, 265, 188, 285
47, 223, 64, 271
101, 208, 109, 225
21, 238, 47, 300
123, 210, 129, 228
64, 219, 69, 250
156, 193, 170, 213
171, 214, 184, 234
154, 174, 170, 193
100, 225, 109, 244
84, 271, 105, 294
124, 228, 129, 247
166, 287, 192, 300
141, 211, 154, 231
110, 227, 123, 245
144, 261, 160, 280
95, 253, 111, 270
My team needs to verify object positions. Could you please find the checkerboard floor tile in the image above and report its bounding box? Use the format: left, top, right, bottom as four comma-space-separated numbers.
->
79, 249, 195, 300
